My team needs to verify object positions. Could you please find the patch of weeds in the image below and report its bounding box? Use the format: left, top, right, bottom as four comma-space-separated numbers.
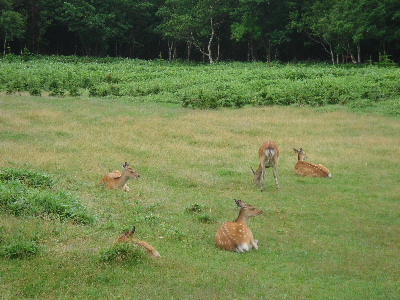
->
165, 227, 187, 241
185, 203, 206, 214
0, 168, 95, 224
0, 240, 41, 259
99, 243, 147, 265
0, 168, 54, 189
198, 213, 217, 224
185, 203, 216, 223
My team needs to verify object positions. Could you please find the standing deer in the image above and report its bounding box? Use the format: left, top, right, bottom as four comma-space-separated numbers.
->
215, 199, 263, 253
115, 226, 161, 258
101, 162, 140, 191
293, 148, 332, 178
251, 141, 280, 191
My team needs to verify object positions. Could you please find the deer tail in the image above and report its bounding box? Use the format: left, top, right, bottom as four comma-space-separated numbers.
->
265, 147, 275, 162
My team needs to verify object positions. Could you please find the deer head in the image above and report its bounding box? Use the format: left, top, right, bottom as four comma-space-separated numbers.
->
293, 148, 308, 161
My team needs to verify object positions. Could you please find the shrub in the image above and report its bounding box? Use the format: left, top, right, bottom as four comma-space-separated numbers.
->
29, 88, 42, 96
181, 90, 245, 109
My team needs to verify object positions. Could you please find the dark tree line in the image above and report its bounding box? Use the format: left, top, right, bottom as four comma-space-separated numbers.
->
1, 0, 399, 63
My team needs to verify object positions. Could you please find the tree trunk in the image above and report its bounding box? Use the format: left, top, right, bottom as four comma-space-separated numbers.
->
168, 40, 174, 60
3, 36, 7, 56
207, 20, 215, 64
187, 40, 192, 62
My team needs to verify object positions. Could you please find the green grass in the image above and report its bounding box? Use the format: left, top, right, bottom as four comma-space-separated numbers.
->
0, 92, 399, 299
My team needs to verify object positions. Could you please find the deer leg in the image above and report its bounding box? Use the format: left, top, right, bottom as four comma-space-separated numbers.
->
251, 239, 259, 250
261, 165, 266, 191
122, 184, 130, 192
273, 166, 280, 190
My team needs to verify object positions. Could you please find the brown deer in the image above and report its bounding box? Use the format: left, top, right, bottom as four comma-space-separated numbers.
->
101, 162, 140, 191
293, 148, 332, 178
215, 199, 263, 253
114, 226, 161, 258
251, 141, 280, 191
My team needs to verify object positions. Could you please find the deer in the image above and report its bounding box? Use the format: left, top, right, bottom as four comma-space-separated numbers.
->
101, 162, 140, 191
114, 226, 161, 258
251, 140, 280, 191
215, 199, 263, 253
293, 148, 332, 178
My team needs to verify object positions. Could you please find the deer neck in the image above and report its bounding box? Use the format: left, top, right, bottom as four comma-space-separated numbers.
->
235, 209, 249, 224
254, 164, 262, 176
115, 172, 130, 188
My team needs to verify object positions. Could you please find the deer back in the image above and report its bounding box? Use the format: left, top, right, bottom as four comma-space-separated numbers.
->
215, 221, 255, 252
114, 226, 161, 258
293, 148, 332, 178
295, 161, 332, 178
134, 240, 161, 258
259, 140, 279, 167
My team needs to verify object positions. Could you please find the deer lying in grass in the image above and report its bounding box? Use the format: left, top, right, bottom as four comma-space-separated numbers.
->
114, 226, 161, 258
215, 199, 263, 253
293, 148, 332, 178
101, 162, 140, 191
251, 141, 280, 191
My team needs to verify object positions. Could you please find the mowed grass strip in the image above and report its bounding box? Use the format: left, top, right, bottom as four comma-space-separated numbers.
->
0, 95, 399, 299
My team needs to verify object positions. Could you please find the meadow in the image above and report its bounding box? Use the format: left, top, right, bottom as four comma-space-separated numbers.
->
0, 58, 399, 299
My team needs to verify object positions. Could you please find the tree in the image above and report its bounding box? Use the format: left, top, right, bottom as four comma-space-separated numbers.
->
156, 0, 195, 60
157, 0, 233, 63
0, 10, 26, 55
231, 0, 291, 62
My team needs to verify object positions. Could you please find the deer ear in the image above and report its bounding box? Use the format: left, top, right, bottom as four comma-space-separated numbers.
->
234, 199, 246, 208
293, 148, 298, 153
251, 167, 255, 174
131, 226, 136, 234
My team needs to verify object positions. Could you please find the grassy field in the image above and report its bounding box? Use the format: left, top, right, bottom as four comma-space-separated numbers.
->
0, 92, 399, 297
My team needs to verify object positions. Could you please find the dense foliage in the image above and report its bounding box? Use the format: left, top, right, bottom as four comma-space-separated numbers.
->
0, 0, 399, 63
1, 56, 399, 114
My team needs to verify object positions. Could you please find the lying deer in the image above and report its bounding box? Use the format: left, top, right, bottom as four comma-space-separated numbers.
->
293, 148, 332, 178
215, 199, 263, 253
101, 162, 140, 191
114, 226, 161, 258
251, 140, 280, 191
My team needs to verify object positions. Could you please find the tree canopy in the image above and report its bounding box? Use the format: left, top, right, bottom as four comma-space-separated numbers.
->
1, 0, 399, 63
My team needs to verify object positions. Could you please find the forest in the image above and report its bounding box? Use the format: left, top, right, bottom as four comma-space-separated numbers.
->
0, 0, 399, 64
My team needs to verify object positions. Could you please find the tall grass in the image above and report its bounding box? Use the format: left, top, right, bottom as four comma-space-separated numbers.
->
0, 94, 399, 299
